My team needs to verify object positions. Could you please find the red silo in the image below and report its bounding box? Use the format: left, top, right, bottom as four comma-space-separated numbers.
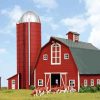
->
17, 11, 41, 89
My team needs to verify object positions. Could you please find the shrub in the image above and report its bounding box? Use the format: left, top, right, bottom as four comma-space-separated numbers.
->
96, 85, 100, 91
30, 85, 35, 90
79, 86, 97, 93
90, 86, 97, 93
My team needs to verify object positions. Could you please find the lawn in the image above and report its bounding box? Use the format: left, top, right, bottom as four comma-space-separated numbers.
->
0, 89, 100, 100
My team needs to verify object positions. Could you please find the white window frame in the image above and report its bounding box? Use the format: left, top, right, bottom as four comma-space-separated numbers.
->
12, 80, 15, 84
43, 54, 48, 60
75, 35, 79, 40
97, 79, 100, 85
84, 79, 88, 87
38, 79, 43, 86
64, 53, 69, 59
91, 79, 94, 86
69, 80, 75, 87
51, 43, 61, 65
73, 34, 79, 41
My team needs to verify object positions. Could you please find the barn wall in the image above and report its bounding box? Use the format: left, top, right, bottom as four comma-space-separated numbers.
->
35, 39, 78, 91
8, 75, 18, 89
80, 75, 100, 86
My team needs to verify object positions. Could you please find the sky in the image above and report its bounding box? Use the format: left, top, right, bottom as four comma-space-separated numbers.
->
0, 0, 100, 87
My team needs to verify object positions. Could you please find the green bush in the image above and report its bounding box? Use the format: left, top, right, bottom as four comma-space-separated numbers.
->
79, 86, 97, 93
96, 84, 100, 91
30, 85, 35, 90
90, 86, 97, 93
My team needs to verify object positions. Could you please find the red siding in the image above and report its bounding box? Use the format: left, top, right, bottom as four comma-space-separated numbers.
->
67, 32, 74, 41
80, 75, 100, 86
16, 22, 41, 89
35, 39, 78, 91
8, 75, 18, 89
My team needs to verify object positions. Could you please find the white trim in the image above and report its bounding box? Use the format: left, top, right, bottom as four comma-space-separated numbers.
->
50, 74, 51, 90
73, 34, 75, 42
38, 79, 43, 86
51, 43, 61, 65
34, 69, 36, 87
45, 73, 46, 87
60, 74, 61, 86
61, 74, 65, 86
12, 79, 15, 89
73, 34, 79, 42
69, 80, 75, 87
44, 72, 68, 74
64, 53, 69, 59
97, 79, 100, 85
43, 54, 48, 60
47, 75, 50, 87
75, 35, 79, 41
84, 79, 87, 87
18, 74, 19, 89
45, 73, 51, 89
90, 79, 94, 86
78, 71, 80, 92
44, 72, 67, 90
65, 73, 67, 86
28, 21, 30, 85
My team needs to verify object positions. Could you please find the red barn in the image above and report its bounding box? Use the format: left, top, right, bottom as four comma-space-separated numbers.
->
8, 11, 100, 92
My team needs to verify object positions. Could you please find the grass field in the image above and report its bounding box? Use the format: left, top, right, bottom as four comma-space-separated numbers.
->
0, 89, 100, 100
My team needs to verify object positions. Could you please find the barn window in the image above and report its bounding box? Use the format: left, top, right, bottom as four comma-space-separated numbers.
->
84, 79, 87, 87
43, 54, 48, 60
69, 80, 75, 87
12, 80, 15, 84
51, 43, 61, 65
75, 35, 79, 40
64, 53, 69, 59
38, 79, 43, 86
91, 79, 94, 86
97, 79, 100, 85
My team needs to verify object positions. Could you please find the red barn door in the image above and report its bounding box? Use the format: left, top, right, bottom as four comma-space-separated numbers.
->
60, 73, 67, 88
45, 73, 51, 90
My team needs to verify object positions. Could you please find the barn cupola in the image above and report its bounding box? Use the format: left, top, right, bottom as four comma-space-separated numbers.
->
66, 31, 80, 42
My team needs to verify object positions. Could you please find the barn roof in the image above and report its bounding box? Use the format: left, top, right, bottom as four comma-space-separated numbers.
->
52, 37, 100, 74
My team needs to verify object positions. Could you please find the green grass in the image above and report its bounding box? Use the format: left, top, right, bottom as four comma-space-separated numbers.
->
0, 89, 100, 100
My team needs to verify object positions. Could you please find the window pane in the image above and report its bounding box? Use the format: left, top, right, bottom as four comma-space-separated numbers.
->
57, 52, 59, 57
84, 80, 87, 87
57, 58, 60, 63
43, 54, 48, 60
64, 53, 69, 59
52, 58, 55, 63
57, 47, 59, 51
70, 80, 75, 87
52, 52, 55, 57
52, 47, 55, 51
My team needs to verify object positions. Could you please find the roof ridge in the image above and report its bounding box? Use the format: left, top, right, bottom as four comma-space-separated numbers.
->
52, 36, 93, 44
52, 36, 98, 50
70, 47, 100, 51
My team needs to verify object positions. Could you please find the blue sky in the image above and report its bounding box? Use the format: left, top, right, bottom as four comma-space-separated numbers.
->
0, 0, 100, 87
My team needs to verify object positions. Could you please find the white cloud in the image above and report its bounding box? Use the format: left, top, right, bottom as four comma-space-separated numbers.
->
61, 15, 88, 33
0, 48, 7, 54
0, 5, 24, 35
41, 16, 59, 30
32, 0, 58, 11
60, 0, 100, 49
83, 0, 100, 48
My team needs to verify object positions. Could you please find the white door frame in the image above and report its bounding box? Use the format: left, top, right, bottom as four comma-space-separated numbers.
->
12, 80, 15, 89
44, 72, 67, 90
